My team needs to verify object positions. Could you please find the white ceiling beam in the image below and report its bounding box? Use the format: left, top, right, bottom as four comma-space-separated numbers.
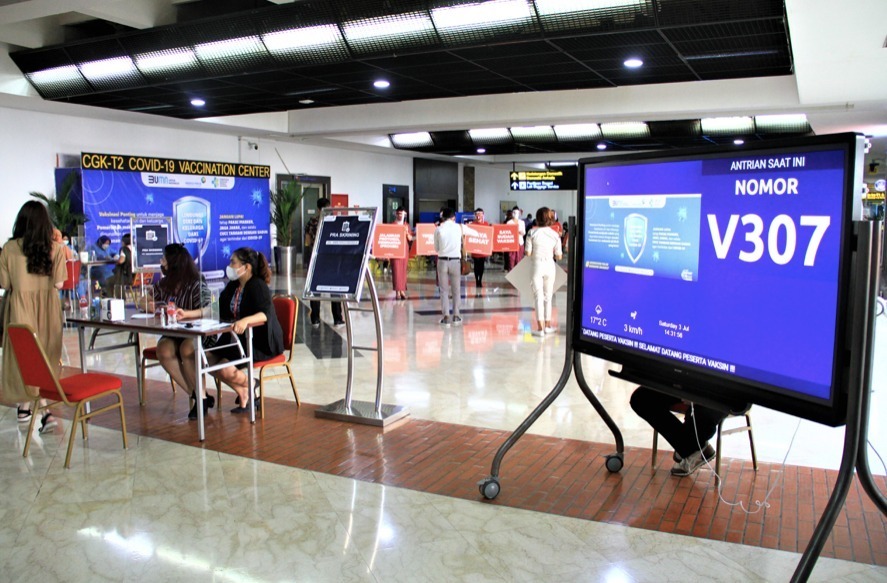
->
69, 0, 175, 30
0, 18, 60, 48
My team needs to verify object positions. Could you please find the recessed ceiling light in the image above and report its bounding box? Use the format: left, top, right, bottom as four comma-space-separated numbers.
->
190, 98, 206, 106
390, 132, 434, 148
623, 58, 643, 68
476, 148, 487, 154
596, 143, 607, 150
374, 79, 390, 89
734, 138, 745, 145
299, 99, 314, 105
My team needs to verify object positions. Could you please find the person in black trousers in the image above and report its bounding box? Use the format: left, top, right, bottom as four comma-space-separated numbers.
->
304, 197, 344, 328
630, 386, 730, 477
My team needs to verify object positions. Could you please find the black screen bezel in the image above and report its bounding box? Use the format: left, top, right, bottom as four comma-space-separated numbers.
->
571, 134, 859, 426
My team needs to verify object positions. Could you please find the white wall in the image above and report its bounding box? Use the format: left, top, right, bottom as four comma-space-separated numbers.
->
0, 104, 414, 239
473, 164, 577, 224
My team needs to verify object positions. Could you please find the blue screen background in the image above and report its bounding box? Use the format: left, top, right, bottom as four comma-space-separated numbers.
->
580, 149, 846, 401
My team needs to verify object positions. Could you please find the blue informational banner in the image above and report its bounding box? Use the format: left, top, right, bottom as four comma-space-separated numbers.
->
79, 152, 271, 275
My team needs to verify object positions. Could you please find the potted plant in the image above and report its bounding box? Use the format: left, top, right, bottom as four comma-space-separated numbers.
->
30, 171, 89, 238
270, 181, 303, 276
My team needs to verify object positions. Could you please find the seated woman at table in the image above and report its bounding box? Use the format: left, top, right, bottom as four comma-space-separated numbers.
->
205, 247, 283, 413
151, 243, 211, 419
89, 235, 116, 295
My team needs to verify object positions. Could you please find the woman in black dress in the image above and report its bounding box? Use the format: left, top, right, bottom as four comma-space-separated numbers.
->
207, 247, 283, 413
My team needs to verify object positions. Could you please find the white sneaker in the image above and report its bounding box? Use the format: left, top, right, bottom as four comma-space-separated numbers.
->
544, 327, 557, 335
440, 317, 451, 327
452, 316, 462, 325
670, 449, 710, 477
532, 329, 545, 337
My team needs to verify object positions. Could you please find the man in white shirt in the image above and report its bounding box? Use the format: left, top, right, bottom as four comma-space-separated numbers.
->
433, 207, 463, 327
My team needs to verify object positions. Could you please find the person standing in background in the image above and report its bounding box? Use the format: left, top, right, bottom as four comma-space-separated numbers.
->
390, 206, 413, 300
89, 235, 116, 295
469, 208, 490, 290
504, 206, 526, 272
0, 201, 67, 432
107, 233, 133, 297
305, 197, 344, 328
525, 206, 562, 337
433, 208, 463, 327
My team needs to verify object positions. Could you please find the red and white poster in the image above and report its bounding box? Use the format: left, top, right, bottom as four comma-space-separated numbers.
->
415, 223, 437, 256
371, 224, 407, 259
463, 223, 493, 256
492, 224, 520, 252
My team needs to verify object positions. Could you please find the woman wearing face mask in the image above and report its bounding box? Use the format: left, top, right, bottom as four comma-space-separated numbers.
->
207, 247, 283, 413
504, 206, 526, 272
151, 243, 211, 419
390, 206, 413, 300
89, 235, 116, 295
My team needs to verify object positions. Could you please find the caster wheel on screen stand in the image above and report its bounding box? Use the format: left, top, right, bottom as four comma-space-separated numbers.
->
478, 477, 500, 500
605, 454, 623, 473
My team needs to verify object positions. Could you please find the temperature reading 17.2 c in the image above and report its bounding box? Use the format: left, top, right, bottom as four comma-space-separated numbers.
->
708, 214, 830, 266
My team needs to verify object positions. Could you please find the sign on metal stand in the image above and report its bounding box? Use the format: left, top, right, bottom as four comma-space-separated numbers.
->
304, 207, 409, 428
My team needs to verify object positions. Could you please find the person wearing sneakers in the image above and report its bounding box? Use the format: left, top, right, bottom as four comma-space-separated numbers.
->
524, 206, 562, 337
0, 201, 67, 432
629, 386, 729, 477
433, 207, 463, 327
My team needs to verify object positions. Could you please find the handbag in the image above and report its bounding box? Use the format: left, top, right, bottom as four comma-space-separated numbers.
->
460, 258, 471, 276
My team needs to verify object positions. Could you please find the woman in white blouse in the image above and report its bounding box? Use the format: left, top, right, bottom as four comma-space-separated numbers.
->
524, 206, 563, 336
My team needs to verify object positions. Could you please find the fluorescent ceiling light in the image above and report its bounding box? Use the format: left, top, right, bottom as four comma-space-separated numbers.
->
477, 148, 487, 154
548, 161, 577, 167
262, 25, 342, 52
298, 99, 314, 105
701, 116, 754, 135
511, 126, 555, 141
390, 132, 433, 148
469, 128, 512, 144
754, 114, 809, 133
432, 0, 533, 31
554, 123, 602, 141
190, 98, 206, 106
596, 143, 607, 150
135, 49, 197, 73
684, 50, 778, 61
343, 13, 433, 41
28, 65, 81, 85
534, 0, 644, 16
600, 121, 650, 139
374, 79, 390, 89
79, 57, 136, 80
195, 36, 264, 61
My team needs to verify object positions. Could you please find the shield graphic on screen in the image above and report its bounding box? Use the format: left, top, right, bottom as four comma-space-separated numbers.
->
623, 213, 648, 264
172, 196, 211, 261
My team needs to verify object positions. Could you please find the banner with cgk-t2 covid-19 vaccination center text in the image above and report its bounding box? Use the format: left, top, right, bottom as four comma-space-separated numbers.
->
79, 152, 271, 276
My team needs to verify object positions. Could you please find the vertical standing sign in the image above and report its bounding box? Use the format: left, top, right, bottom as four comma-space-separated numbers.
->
303, 208, 377, 302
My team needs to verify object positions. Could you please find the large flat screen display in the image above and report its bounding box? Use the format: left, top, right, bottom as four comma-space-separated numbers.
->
573, 134, 864, 426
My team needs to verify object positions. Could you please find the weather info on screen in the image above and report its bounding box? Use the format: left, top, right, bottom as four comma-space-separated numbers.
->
579, 148, 847, 400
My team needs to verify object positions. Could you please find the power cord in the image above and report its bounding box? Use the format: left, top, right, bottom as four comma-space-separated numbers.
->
689, 402, 801, 515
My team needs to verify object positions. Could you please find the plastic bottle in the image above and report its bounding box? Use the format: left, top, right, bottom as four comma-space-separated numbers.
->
166, 300, 177, 326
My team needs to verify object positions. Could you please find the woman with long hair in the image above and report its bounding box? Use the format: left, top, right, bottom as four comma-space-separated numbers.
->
151, 243, 211, 419
207, 247, 283, 412
525, 206, 563, 337
0, 200, 67, 430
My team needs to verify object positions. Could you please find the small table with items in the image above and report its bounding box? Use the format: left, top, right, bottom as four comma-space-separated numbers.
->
66, 310, 255, 441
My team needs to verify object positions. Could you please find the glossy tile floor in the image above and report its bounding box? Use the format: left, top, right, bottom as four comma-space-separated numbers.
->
3, 263, 886, 582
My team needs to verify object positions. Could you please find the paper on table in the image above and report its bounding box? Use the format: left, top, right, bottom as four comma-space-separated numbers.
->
175, 319, 228, 331
131, 314, 156, 319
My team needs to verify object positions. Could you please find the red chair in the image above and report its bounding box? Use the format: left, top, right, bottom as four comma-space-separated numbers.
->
140, 344, 177, 403
252, 294, 300, 418
61, 259, 81, 310
7, 323, 128, 469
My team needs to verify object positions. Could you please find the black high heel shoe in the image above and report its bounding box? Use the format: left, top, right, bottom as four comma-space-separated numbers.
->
188, 394, 215, 420
231, 381, 260, 414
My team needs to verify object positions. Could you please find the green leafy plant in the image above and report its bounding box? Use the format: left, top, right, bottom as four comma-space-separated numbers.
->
270, 181, 303, 247
29, 171, 88, 235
